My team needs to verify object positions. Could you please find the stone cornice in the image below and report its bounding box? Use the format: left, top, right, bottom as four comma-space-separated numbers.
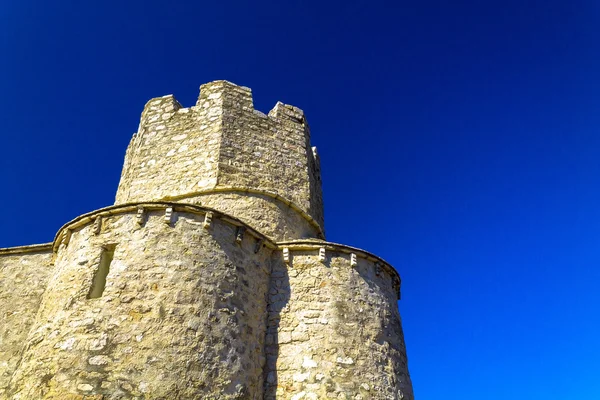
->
162, 187, 325, 239
0, 243, 52, 256
277, 239, 401, 300
51, 201, 278, 253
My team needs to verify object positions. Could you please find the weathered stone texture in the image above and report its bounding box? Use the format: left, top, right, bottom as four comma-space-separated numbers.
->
115, 81, 324, 241
0, 81, 413, 399
187, 192, 320, 242
264, 245, 412, 400
8, 207, 273, 400
115, 93, 220, 203
0, 248, 52, 397
216, 88, 324, 233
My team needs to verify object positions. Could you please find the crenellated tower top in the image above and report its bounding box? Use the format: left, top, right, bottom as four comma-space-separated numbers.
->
115, 80, 324, 241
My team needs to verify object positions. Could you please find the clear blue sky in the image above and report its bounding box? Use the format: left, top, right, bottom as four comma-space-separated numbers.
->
2, 1, 599, 398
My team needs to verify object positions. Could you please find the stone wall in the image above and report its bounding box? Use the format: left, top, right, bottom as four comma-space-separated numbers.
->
264, 242, 413, 400
7, 205, 274, 400
0, 246, 53, 398
186, 191, 321, 243
115, 93, 220, 203
215, 84, 324, 232
114, 81, 324, 242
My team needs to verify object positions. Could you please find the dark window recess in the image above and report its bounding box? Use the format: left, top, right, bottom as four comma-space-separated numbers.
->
87, 245, 115, 299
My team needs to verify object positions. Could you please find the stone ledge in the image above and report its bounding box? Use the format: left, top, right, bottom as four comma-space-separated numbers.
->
51, 201, 278, 253
277, 239, 402, 300
163, 186, 325, 239
0, 243, 52, 256
140, 80, 307, 127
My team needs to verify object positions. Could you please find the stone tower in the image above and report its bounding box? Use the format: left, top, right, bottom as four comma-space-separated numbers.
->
0, 81, 413, 399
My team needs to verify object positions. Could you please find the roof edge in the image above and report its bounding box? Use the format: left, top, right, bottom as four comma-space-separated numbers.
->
0, 243, 53, 255
277, 239, 402, 300
51, 201, 278, 253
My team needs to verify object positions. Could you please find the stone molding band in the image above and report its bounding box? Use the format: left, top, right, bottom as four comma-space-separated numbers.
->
160, 186, 326, 239
0, 243, 52, 255
278, 240, 402, 300
50, 202, 278, 253
1, 204, 398, 298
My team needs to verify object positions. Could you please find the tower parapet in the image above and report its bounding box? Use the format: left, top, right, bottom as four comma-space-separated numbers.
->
116, 81, 324, 241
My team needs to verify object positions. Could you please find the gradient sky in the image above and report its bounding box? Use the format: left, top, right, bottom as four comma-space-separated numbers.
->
2, 1, 600, 399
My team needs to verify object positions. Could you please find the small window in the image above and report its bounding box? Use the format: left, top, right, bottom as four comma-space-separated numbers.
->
87, 245, 115, 299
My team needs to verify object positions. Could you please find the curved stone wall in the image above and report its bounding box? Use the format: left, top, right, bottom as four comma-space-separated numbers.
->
8, 205, 274, 400
183, 190, 323, 241
0, 245, 52, 397
114, 81, 325, 241
264, 242, 412, 400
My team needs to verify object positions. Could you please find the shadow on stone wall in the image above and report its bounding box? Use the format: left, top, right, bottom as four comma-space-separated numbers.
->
263, 256, 291, 400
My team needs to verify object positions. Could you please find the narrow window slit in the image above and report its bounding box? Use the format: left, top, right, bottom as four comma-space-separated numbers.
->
88, 245, 116, 299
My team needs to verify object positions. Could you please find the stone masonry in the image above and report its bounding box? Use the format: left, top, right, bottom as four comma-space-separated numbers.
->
0, 80, 413, 399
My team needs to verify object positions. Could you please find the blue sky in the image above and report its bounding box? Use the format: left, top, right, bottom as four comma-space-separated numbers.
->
2, 1, 600, 398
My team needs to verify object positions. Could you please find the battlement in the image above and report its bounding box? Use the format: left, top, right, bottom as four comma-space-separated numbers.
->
137, 82, 308, 129
197, 80, 254, 110
116, 80, 324, 241
139, 94, 183, 127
